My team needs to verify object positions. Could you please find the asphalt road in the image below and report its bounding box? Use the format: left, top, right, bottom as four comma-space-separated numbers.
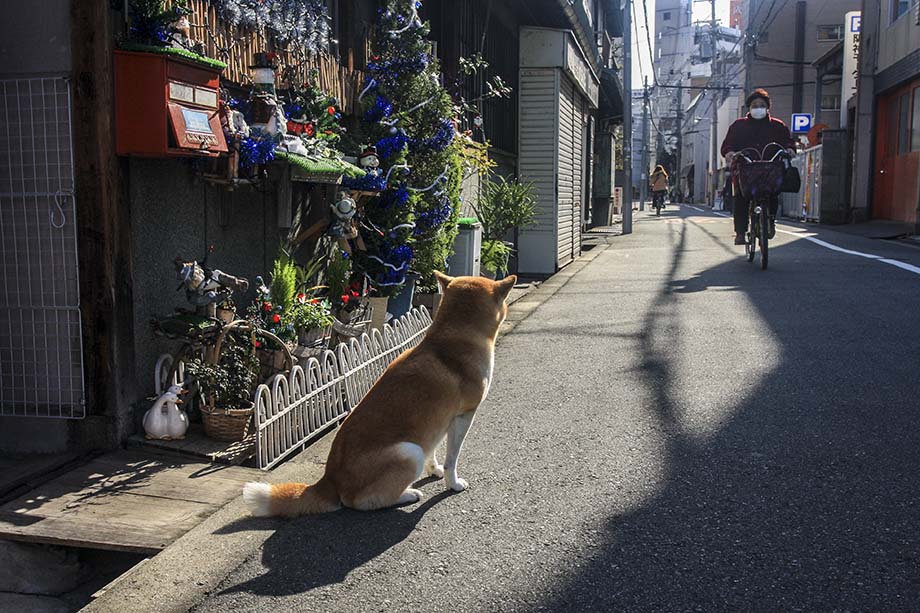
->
195, 206, 920, 611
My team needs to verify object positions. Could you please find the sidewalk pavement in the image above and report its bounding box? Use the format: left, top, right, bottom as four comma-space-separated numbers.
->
82, 237, 617, 613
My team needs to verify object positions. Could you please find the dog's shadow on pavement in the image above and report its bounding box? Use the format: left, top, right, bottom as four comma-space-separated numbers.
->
215, 489, 455, 597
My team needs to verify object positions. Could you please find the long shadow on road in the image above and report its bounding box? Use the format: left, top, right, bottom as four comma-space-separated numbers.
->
213, 490, 455, 598
530, 226, 920, 610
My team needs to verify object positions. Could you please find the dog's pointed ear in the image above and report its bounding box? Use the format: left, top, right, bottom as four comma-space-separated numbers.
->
495, 275, 517, 300
434, 270, 454, 294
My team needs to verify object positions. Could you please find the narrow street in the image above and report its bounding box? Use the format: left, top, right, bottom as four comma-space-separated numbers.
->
195, 206, 920, 611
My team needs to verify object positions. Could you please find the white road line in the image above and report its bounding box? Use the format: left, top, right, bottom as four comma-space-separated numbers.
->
687, 208, 920, 277
686, 205, 705, 213
879, 259, 920, 275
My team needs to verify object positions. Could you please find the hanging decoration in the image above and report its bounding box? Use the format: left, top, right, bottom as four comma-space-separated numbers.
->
211, 0, 331, 55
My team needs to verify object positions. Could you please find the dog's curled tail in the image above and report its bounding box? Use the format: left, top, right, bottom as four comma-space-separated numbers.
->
242, 476, 340, 517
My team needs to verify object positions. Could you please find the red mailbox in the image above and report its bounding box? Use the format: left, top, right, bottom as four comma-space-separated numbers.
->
114, 50, 228, 157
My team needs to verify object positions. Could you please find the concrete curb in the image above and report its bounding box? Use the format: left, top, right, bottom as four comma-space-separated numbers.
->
81, 239, 616, 612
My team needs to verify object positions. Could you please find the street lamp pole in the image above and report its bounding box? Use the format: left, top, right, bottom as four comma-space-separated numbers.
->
708, 0, 719, 209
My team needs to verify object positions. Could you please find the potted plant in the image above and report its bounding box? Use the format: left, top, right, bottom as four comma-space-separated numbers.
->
287, 294, 334, 359
187, 333, 260, 441
472, 176, 536, 278
480, 239, 514, 280
247, 255, 299, 371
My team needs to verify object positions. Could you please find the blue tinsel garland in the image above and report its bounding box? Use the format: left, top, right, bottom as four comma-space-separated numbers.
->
364, 94, 394, 123
375, 129, 410, 161
412, 119, 455, 154
414, 195, 452, 233
366, 53, 430, 84
378, 185, 410, 209
341, 172, 387, 191
239, 137, 277, 168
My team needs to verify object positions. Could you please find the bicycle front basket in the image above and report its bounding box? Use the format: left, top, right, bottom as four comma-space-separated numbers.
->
735, 161, 785, 199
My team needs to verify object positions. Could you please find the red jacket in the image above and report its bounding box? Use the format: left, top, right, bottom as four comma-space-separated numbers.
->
720, 113, 795, 159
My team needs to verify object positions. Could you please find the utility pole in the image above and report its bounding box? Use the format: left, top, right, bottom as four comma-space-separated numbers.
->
622, 0, 632, 234
743, 1, 755, 99
708, 0, 719, 209
675, 82, 683, 202
640, 77, 650, 212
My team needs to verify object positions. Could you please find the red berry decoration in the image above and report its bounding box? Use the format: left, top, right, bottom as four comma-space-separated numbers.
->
263, 302, 272, 311
327, 106, 336, 115
341, 294, 350, 304
272, 314, 281, 324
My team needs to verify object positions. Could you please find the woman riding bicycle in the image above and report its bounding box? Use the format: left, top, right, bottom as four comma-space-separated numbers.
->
650, 164, 669, 210
721, 88, 796, 245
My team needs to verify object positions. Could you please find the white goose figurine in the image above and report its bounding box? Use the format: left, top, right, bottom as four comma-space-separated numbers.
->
143, 384, 189, 440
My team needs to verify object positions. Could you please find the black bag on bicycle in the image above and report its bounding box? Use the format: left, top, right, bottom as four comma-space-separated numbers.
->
780, 161, 801, 193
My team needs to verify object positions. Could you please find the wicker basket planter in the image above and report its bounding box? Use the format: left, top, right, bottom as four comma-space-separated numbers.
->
196, 319, 294, 442
201, 402, 254, 441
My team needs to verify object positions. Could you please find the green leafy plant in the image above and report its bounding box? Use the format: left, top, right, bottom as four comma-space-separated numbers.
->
323, 249, 352, 305
473, 176, 537, 242
480, 239, 513, 276
286, 297, 334, 332
270, 255, 298, 313
186, 335, 259, 409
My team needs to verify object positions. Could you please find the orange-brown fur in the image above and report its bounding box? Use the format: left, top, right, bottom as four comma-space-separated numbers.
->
243, 272, 517, 517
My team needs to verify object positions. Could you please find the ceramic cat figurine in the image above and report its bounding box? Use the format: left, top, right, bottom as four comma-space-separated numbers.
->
143, 384, 189, 440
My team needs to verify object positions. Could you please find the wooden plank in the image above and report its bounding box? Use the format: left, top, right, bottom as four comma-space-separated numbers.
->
128, 425, 256, 466
0, 453, 80, 497
0, 503, 203, 554
0, 451, 260, 552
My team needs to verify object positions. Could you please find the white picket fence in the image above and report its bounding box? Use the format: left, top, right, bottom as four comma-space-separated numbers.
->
253, 306, 433, 470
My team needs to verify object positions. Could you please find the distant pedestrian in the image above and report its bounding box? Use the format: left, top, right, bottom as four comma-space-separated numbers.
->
650, 165, 669, 210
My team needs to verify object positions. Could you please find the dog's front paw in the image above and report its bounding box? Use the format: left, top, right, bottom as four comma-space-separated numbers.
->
426, 463, 445, 479
447, 477, 468, 492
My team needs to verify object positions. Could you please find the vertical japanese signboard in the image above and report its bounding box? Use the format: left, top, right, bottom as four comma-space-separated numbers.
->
841, 11, 861, 127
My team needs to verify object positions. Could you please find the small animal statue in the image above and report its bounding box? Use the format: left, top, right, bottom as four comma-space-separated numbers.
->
175, 258, 250, 307
143, 384, 189, 440
328, 191, 358, 239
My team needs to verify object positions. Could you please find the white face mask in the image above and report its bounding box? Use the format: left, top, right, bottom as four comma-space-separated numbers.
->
750, 107, 768, 120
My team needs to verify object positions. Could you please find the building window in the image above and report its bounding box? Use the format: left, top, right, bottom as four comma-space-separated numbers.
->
892, 0, 914, 22
898, 92, 911, 155
912, 88, 920, 152
817, 24, 845, 41
663, 11, 671, 21
821, 94, 841, 111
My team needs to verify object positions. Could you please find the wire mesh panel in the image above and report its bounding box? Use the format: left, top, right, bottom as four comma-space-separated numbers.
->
0, 77, 84, 419
254, 307, 433, 470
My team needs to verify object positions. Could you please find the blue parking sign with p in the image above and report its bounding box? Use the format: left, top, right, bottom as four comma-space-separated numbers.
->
792, 113, 812, 133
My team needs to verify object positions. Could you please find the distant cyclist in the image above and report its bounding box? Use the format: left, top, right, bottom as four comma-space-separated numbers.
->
721, 88, 796, 244
650, 164, 669, 212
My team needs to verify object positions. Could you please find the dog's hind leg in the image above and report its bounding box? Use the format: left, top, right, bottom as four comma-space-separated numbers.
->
343, 442, 425, 511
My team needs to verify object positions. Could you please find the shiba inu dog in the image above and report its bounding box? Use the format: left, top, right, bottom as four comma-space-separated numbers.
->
243, 271, 517, 517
